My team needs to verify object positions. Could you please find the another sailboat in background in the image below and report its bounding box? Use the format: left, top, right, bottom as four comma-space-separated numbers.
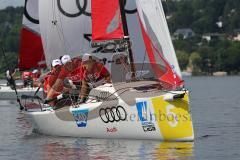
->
0, 0, 45, 100
23, 0, 194, 141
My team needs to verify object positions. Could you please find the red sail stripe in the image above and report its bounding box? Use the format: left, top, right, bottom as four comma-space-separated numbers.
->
18, 27, 46, 70
139, 19, 183, 89
92, 0, 124, 41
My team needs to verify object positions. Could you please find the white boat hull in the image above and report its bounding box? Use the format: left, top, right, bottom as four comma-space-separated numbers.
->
23, 82, 194, 141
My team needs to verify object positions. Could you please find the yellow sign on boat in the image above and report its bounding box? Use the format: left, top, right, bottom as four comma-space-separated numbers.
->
152, 93, 194, 140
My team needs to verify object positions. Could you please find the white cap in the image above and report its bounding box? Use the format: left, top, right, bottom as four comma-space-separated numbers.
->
52, 59, 62, 67
32, 69, 38, 74
82, 53, 91, 62
61, 55, 71, 65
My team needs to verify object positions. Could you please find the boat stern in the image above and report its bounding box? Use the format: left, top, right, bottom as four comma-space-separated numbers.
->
153, 91, 194, 141
136, 91, 194, 141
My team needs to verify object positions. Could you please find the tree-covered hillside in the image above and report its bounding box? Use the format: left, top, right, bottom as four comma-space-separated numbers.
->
162, 0, 240, 75
0, 6, 23, 53
0, 6, 23, 74
163, 0, 240, 34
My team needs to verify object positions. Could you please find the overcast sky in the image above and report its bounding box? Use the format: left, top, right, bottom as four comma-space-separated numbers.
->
0, 0, 24, 9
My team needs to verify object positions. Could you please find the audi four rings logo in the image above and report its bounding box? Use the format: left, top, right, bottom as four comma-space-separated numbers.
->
57, 0, 137, 18
99, 106, 127, 123
24, 0, 39, 24
57, 0, 91, 17
24, 0, 137, 23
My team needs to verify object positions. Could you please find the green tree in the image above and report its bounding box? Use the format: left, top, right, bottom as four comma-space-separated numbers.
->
0, 6, 23, 74
176, 50, 189, 70
189, 52, 202, 75
224, 42, 240, 73
0, 52, 18, 73
223, 0, 240, 33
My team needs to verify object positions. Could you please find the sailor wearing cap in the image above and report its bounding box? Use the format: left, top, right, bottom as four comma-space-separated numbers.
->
46, 55, 82, 102
31, 69, 41, 87
82, 53, 91, 62
79, 53, 111, 103
58, 55, 82, 82
51, 59, 62, 67
38, 59, 62, 96
44, 59, 63, 99
60, 55, 71, 65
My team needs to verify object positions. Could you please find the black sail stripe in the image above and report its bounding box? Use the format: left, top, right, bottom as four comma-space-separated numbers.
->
24, 0, 39, 24
57, 0, 137, 18
57, 0, 87, 18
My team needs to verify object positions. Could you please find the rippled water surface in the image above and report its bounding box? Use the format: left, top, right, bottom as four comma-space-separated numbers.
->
0, 77, 240, 160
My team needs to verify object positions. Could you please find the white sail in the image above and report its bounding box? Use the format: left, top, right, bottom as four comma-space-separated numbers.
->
39, 0, 93, 66
125, 1, 170, 80
135, 0, 182, 78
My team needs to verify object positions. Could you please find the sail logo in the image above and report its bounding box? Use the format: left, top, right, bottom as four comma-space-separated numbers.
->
57, 0, 91, 18
57, 0, 137, 18
72, 109, 89, 127
136, 101, 156, 132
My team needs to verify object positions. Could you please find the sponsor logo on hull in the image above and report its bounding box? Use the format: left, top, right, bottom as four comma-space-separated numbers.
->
72, 109, 89, 127
107, 127, 118, 133
136, 101, 156, 132
99, 106, 127, 123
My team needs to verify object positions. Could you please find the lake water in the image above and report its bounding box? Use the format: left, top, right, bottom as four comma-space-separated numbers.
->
0, 76, 239, 160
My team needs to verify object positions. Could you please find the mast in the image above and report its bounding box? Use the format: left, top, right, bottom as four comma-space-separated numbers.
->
119, 0, 136, 80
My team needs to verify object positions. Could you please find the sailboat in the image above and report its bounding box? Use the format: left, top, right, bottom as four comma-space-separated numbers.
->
22, 0, 194, 141
0, 0, 45, 100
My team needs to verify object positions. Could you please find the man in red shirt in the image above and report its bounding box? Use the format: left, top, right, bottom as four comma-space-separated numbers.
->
45, 59, 63, 98
32, 69, 41, 80
79, 53, 111, 103
22, 71, 33, 87
46, 55, 82, 100
32, 69, 44, 87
